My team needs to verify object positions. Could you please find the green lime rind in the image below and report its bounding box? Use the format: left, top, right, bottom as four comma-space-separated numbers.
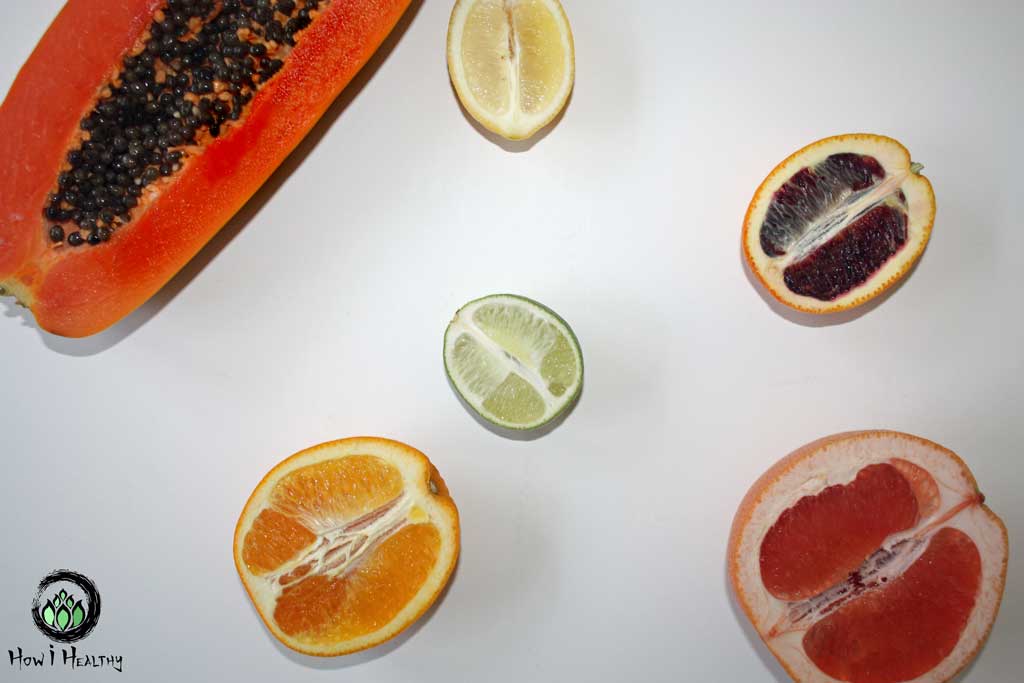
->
443, 293, 583, 431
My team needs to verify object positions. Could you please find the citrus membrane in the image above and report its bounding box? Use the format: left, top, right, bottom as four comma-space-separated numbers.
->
444, 294, 582, 430
447, 0, 575, 140
234, 438, 459, 656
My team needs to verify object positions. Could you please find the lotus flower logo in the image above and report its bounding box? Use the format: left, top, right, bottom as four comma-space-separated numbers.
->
41, 589, 86, 632
31, 570, 101, 643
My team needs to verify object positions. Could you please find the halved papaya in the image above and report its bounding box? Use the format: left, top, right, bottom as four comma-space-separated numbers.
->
0, 0, 411, 337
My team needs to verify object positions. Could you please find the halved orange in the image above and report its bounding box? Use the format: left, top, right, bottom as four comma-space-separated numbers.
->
233, 437, 460, 656
743, 134, 936, 313
728, 431, 1008, 683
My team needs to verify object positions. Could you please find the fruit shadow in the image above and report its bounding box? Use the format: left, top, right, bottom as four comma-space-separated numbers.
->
445, 373, 582, 441
451, 83, 572, 153
246, 556, 460, 670
17, 0, 425, 357
738, 240, 923, 328
721, 557, 791, 683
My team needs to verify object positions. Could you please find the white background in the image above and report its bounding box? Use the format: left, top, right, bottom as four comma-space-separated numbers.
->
1, 1, 1021, 681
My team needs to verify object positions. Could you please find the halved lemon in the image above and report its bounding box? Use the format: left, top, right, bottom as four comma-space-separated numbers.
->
447, 0, 575, 140
233, 438, 459, 656
444, 294, 583, 430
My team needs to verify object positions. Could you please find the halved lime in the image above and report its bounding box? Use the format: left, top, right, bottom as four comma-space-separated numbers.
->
444, 294, 583, 431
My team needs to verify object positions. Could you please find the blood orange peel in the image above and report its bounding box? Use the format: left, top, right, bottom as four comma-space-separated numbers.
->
233, 437, 459, 656
743, 134, 936, 314
728, 431, 1007, 683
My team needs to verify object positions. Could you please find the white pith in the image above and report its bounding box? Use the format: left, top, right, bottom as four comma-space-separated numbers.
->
744, 136, 935, 313
443, 294, 583, 430
262, 493, 414, 602
234, 439, 459, 656
447, 0, 575, 140
782, 172, 910, 270
452, 312, 556, 410
733, 433, 1008, 683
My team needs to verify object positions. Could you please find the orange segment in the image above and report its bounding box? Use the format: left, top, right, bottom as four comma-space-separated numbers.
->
270, 455, 404, 526
243, 508, 318, 575
233, 437, 459, 657
803, 527, 981, 683
759, 463, 919, 601
274, 524, 442, 644
890, 456, 942, 520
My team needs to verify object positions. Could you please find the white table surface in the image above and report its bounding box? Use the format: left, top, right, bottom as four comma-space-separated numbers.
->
2, 1, 1021, 681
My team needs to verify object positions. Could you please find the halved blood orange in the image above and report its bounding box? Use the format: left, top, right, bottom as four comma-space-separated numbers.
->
728, 431, 1008, 683
233, 437, 459, 656
743, 134, 936, 313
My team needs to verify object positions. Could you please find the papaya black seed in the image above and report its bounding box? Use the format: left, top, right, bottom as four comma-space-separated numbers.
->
43, 0, 324, 241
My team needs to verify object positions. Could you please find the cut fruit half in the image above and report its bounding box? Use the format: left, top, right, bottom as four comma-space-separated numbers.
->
743, 134, 936, 313
728, 431, 1008, 683
447, 0, 575, 140
444, 293, 583, 431
0, 0, 412, 337
234, 437, 459, 656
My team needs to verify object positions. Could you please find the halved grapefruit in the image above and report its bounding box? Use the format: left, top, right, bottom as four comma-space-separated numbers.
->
728, 431, 1007, 683
743, 134, 936, 313
233, 437, 459, 656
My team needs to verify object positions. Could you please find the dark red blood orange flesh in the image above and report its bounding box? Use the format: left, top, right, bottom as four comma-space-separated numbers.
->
758, 151, 912, 302
782, 204, 908, 301
759, 463, 919, 602
803, 527, 981, 683
759, 153, 886, 257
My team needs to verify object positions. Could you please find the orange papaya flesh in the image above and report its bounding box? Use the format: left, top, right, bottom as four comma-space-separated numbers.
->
0, 0, 411, 337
